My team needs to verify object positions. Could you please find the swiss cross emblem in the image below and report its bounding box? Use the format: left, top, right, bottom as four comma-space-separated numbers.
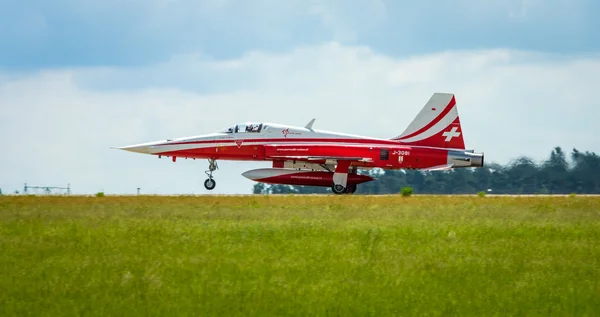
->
442, 127, 461, 142
235, 140, 243, 148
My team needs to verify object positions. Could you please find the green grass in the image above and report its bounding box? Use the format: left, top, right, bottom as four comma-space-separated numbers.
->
1, 195, 599, 316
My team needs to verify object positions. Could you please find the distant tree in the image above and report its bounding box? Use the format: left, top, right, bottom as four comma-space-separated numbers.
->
406, 170, 426, 193
540, 147, 570, 194
507, 156, 539, 194
252, 183, 266, 194
569, 148, 600, 193
472, 164, 492, 192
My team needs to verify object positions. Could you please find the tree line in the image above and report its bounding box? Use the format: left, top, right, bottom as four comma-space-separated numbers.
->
252, 147, 600, 195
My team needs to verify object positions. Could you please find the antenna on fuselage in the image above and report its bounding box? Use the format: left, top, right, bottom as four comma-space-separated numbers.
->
305, 118, 316, 131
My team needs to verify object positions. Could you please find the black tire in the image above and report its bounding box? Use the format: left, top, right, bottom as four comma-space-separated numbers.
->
204, 178, 216, 190
332, 183, 346, 195
345, 184, 357, 194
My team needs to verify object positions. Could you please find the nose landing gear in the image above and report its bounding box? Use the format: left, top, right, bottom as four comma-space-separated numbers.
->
204, 159, 218, 190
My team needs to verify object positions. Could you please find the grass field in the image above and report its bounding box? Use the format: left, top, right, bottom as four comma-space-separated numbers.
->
1, 195, 599, 316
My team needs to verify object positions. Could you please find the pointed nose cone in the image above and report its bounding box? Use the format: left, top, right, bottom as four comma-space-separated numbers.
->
117, 144, 152, 154
114, 140, 167, 155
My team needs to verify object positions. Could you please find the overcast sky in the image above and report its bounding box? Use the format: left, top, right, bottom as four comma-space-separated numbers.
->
1, 0, 599, 195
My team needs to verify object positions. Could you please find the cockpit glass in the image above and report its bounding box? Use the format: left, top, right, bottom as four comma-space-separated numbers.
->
218, 123, 263, 133
236, 123, 263, 133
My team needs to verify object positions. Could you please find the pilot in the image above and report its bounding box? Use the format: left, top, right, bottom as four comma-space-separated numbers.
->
247, 125, 253, 132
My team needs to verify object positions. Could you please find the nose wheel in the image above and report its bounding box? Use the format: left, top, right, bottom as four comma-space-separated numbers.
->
204, 159, 218, 190
204, 178, 216, 190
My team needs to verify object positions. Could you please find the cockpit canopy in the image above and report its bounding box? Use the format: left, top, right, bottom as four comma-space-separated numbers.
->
218, 122, 265, 134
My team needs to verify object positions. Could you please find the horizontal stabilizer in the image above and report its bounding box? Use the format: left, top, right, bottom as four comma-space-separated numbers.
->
422, 164, 454, 171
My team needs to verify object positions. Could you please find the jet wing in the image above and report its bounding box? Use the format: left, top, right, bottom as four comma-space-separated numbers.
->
269, 155, 373, 162
264, 144, 377, 163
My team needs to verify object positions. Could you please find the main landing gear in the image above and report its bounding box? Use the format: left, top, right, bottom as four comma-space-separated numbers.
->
331, 183, 357, 195
204, 159, 218, 190
331, 164, 358, 195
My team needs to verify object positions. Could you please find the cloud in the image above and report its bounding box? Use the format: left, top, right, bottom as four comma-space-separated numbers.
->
308, 0, 387, 42
1, 42, 599, 194
2, 0, 598, 68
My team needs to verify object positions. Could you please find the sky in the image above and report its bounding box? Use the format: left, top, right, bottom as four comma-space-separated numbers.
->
1, 0, 599, 195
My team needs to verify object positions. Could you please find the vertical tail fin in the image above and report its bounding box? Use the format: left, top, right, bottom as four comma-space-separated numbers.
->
392, 93, 466, 149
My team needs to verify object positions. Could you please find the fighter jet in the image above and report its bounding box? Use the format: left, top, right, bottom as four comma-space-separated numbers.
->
117, 93, 484, 194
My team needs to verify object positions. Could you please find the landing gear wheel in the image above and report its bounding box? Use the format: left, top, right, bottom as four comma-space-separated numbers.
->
332, 183, 346, 195
204, 159, 218, 190
345, 184, 357, 194
204, 178, 216, 190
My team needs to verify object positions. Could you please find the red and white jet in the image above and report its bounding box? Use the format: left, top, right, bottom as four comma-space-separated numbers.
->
117, 93, 484, 194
